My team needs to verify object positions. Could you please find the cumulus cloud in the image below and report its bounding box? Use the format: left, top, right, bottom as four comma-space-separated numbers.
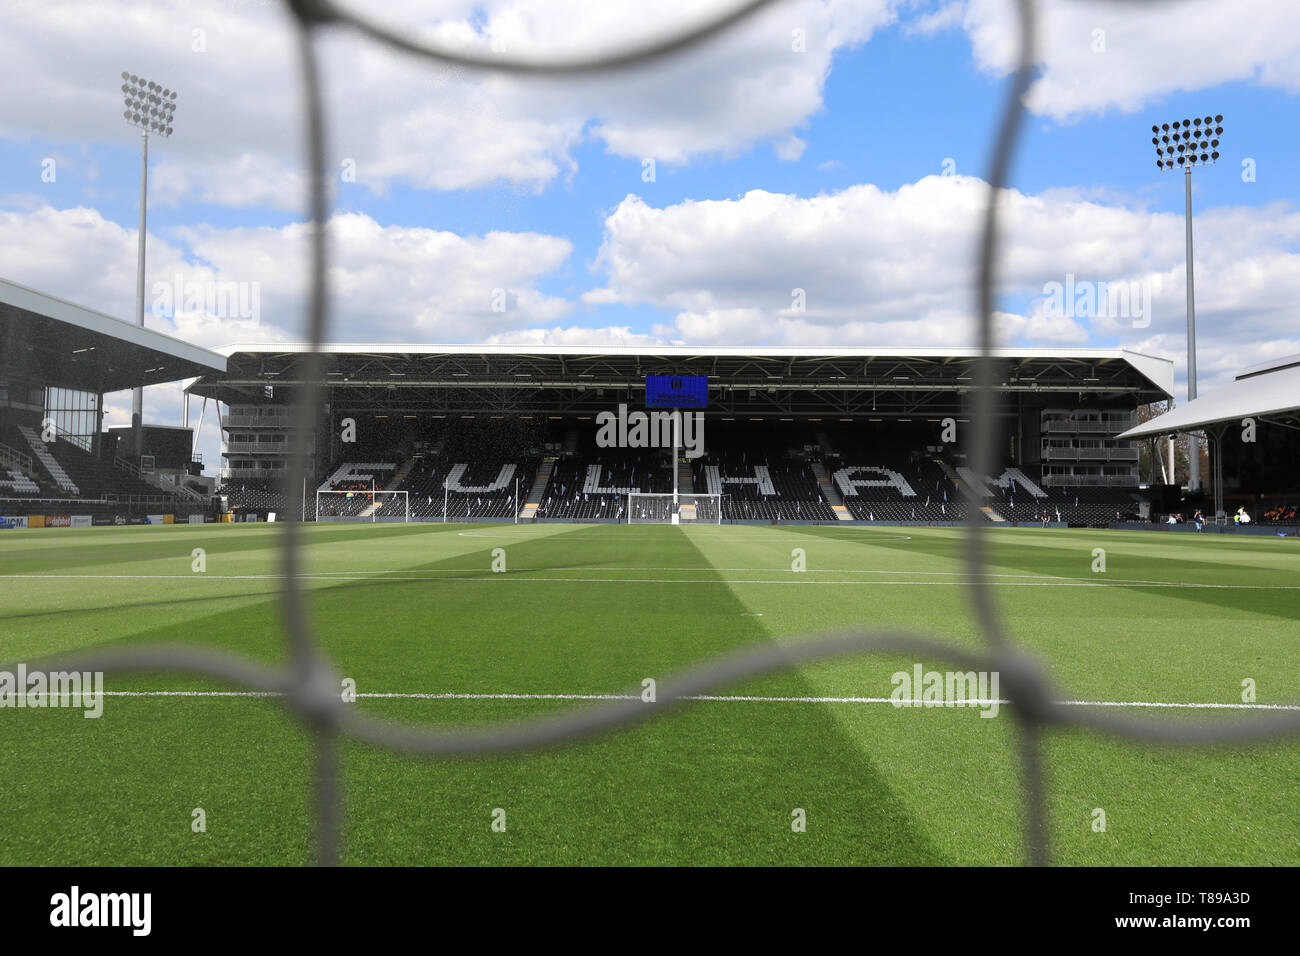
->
585, 177, 1300, 381
904, 0, 965, 36
0, 0, 896, 208
484, 325, 667, 347
958, 0, 1300, 120
0, 203, 575, 344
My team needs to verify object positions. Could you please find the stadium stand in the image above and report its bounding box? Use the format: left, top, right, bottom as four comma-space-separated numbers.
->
834, 458, 965, 521
696, 453, 836, 521
0, 421, 176, 504
205, 414, 1162, 528
402, 456, 535, 519
217, 476, 292, 518
535, 445, 672, 520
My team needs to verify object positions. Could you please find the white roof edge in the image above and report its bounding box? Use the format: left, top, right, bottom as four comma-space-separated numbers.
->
212, 341, 1174, 365
1235, 352, 1300, 380
0, 276, 226, 372
206, 342, 1172, 396
1117, 349, 1175, 397
1119, 363, 1300, 439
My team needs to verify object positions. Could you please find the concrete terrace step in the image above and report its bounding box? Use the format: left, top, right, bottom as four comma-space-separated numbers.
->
520, 458, 555, 519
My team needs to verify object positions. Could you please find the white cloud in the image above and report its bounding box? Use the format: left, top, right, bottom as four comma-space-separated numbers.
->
585, 177, 1300, 379
0, 0, 896, 207
484, 325, 666, 347
773, 135, 808, 162
0, 203, 575, 345
904, 1, 965, 37
960, 0, 1300, 121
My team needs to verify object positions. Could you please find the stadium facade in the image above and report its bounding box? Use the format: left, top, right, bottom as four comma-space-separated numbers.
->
7, 273, 1295, 530
186, 343, 1175, 526
0, 278, 223, 522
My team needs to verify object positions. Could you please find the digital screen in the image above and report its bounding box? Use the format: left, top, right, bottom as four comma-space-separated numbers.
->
645, 375, 708, 408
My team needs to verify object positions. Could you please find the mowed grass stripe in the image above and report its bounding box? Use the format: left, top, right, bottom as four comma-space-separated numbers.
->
0, 523, 1297, 865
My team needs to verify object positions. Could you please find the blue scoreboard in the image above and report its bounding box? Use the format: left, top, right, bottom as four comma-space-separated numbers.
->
645, 375, 708, 408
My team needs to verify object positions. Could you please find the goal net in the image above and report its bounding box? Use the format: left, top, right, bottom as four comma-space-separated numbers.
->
627, 492, 721, 525
316, 489, 409, 522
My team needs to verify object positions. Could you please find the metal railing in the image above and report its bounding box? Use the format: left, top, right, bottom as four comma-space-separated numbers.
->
223, 465, 290, 478
220, 412, 293, 428
1041, 419, 1135, 434
222, 441, 312, 456
16, 0, 1300, 871
1042, 446, 1139, 462
0, 440, 34, 475
1041, 474, 1141, 488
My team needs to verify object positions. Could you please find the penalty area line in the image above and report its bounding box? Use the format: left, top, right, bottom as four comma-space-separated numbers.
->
59, 691, 1300, 711
4, 572, 1300, 590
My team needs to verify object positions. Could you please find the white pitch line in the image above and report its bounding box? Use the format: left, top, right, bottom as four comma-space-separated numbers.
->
3, 573, 1299, 590
49, 691, 1300, 711
302, 567, 1075, 579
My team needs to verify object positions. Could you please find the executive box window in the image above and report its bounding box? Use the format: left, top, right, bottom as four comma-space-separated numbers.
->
43, 386, 98, 452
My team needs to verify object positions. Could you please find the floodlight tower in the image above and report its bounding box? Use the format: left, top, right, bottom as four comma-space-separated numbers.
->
1151, 114, 1221, 492
120, 72, 178, 458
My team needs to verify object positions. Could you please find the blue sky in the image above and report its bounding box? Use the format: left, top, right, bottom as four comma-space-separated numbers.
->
1, 0, 1298, 470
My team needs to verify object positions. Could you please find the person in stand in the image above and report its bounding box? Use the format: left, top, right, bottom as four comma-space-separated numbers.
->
1193, 508, 1205, 531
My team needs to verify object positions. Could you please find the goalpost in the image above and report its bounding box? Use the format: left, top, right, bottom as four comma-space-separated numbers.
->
627, 492, 722, 525
315, 489, 409, 522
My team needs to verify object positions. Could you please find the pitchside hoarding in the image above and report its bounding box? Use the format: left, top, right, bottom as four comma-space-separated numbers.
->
645, 375, 708, 408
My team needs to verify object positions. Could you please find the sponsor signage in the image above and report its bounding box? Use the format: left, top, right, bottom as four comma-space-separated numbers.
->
0, 516, 29, 529
46, 515, 72, 528
70, 515, 92, 527
645, 375, 708, 409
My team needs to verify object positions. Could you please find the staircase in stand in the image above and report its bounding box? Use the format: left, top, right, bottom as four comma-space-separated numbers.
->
518, 457, 554, 519
676, 457, 695, 496
17, 425, 78, 494
810, 459, 853, 520
387, 458, 415, 491
113, 456, 202, 503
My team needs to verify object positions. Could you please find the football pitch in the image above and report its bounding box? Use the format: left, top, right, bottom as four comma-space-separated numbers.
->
1, 522, 1297, 866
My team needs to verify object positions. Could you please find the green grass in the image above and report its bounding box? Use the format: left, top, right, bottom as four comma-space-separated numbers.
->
1, 521, 1298, 865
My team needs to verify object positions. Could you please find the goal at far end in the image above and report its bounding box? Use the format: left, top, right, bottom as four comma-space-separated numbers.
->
316, 489, 409, 522
626, 492, 721, 525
